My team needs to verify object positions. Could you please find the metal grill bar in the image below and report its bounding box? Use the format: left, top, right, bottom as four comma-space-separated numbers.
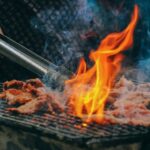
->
0, 83, 149, 146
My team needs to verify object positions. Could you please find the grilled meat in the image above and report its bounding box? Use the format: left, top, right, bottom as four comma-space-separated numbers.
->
47, 93, 64, 113
0, 79, 44, 105
3, 80, 25, 90
7, 95, 48, 114
1, 77, 150, 126
0, 89, 33, 105
78, 77, 150, 126
104, 77, 150, 126
0, 79, 64, 114
26, 78, 44, 88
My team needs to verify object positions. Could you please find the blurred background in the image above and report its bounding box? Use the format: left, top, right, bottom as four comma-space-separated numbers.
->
0, 0, 150, 82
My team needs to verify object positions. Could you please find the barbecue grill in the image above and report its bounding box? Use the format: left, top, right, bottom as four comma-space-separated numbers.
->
0, 0, 150, 150
0, 83, 150, 150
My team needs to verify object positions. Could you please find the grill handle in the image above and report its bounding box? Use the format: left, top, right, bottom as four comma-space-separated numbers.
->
0, 34, 70, 87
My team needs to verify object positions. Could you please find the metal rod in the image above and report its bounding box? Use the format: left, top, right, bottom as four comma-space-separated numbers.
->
0, 34, 69, 86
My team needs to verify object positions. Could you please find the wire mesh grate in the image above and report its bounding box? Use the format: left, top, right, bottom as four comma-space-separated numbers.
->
0, 83, 149, 145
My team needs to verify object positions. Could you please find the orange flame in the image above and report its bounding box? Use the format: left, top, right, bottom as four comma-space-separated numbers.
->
65, 5, 139, 123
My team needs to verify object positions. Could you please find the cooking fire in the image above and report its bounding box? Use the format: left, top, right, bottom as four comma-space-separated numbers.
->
0, 4, 150, 128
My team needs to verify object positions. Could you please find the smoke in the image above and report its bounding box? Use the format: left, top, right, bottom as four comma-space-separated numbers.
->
28, 0, 150, 77
137, 59, 150, 82
30, 0, 133, 74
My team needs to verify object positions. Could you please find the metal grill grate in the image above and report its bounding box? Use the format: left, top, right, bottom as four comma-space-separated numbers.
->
0, 84, 149, 146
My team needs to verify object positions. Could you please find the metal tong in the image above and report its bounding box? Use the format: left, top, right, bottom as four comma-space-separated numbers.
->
0, 34, 71, 88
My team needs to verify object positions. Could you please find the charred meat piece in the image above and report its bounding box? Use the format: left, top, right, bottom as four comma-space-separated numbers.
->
47, 93, 64, 113
105, 106, 150, 126
0, 79, 43, 105
0, 79, 64, 114
0, 89, 33, 105
104, 76, 150, 126
7, 90, 64, 114
3, 80, 25, 90
26, 78, 44, 88
7, 95, 48, 114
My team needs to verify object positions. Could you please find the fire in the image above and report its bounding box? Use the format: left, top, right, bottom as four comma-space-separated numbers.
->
65, 5, 139, 123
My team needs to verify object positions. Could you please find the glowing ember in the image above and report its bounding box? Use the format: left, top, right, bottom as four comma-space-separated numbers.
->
65, 5, 139, 123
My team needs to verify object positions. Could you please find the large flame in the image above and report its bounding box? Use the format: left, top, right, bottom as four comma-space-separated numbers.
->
65, 5, 139, 123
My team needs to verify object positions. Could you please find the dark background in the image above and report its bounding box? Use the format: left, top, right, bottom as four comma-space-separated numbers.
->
0, 0, 150, 82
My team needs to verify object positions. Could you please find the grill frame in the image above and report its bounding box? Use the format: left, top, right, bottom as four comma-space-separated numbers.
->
0, 83, 149, 148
